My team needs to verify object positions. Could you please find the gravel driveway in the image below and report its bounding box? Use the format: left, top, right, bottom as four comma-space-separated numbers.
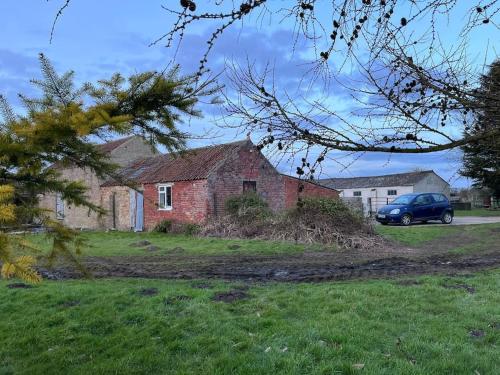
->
451, 216, 500, 225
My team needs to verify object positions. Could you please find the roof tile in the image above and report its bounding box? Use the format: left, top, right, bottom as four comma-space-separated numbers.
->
102, 140, 249, 186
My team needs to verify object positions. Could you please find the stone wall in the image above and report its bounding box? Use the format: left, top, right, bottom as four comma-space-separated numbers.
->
38, 167, 103, 230
109, 136, 157, 166
100, 186, 133, 230
38, 136, 157, 230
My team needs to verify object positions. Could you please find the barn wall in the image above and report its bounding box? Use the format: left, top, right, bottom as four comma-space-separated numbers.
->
109, 137, 157, 166
413, 173, 450, 197
283, 176, 339, 209
207, 143, 285, 216
100, 186, 133, 231
38, 167, 103, 230
142, 179, 210, 229
38, 137, 157, 230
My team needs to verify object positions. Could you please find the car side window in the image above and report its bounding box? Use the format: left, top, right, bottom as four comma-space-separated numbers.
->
414, 194, 432, 205
432, 194, 446, 203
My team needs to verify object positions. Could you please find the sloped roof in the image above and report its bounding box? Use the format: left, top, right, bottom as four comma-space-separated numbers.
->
96, 136, 134, 153
101, 140, 249, 186
320, 170, 438, 190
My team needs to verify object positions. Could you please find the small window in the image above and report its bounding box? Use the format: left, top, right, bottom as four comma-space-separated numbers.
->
55, 193, 64, 219
158, 185, 172, 210
243, 181, 257, 193
387, 189, 397, 196
353, 191, 362, 197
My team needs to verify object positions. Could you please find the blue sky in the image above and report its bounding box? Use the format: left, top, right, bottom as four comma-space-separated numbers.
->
1, 1, 497, 187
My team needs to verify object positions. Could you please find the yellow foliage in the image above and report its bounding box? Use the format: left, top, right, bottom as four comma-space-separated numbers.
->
1, 262, 15, 278
0, 185, 14, 202
0, 185, 15, 223
0, 203, 16, 224
0, 256, 41, 284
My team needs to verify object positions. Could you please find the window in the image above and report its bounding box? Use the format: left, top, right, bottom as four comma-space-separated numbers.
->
353, 191, 362, 197
158, 185, 172, 210
387, 189, 397, 196
55, 193, 64, 219
432, 194, 447, 203
243, 181, 257, 193
414, 194, 432, 206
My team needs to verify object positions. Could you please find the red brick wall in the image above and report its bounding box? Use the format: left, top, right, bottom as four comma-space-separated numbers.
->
208, 143, 285, 216
142, 179, 209, 229
283, 175, 339, 209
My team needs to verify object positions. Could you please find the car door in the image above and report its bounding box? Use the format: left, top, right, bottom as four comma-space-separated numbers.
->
412, 194, 433, 220
431, 194, 448, 219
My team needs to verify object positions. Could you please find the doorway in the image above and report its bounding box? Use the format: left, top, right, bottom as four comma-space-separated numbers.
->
129, 189, 144, 232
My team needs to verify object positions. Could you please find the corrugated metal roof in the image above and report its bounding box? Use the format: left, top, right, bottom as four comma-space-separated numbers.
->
319, 170, 438, 189
101, 140, 249, 186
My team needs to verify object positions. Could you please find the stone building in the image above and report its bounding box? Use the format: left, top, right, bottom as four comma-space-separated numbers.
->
39, 136, 157, 229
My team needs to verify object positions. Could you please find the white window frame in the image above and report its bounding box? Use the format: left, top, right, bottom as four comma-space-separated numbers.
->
353, 191, 362, 197
158, 184, 173, 210
387, 189, 397, 196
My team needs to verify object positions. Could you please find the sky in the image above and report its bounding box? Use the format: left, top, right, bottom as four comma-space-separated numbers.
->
1, 0, 498, 188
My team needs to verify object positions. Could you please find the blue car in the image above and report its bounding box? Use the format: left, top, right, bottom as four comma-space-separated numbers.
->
376, 193, 454, 226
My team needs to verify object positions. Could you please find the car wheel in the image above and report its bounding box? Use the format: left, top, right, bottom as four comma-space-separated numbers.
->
441, 212, 453, 224
401, 214, 412, 226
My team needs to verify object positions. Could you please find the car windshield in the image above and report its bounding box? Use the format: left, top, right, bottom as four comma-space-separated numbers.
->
390, 195, 415, 205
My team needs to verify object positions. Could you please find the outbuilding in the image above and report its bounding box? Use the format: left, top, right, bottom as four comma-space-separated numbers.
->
46, 137, 338, 231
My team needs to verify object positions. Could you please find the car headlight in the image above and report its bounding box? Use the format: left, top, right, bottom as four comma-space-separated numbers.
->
390, 208, 400, 215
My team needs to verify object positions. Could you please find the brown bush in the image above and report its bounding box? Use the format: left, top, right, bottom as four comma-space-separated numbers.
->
199, 196, 379, 249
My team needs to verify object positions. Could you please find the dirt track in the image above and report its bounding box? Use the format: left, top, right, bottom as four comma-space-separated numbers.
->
40, 227, 500, 282
41, 250, 500, 282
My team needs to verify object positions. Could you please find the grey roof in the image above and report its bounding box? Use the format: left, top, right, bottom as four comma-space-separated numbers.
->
319, 170, 438, 190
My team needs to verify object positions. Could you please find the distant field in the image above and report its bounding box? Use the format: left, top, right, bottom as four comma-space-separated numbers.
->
1, 271, 498, 374
454, 209, 500, 217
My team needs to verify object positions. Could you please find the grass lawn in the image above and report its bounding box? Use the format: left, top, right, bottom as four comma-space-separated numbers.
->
376, 222, 500, 247
1, 272, 499, 374
454, 209, 500, 217
25, 231, 322, 257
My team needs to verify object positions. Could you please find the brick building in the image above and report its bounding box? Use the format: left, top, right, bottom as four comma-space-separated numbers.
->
41, 137, 338, 231
101, 139, 339, 231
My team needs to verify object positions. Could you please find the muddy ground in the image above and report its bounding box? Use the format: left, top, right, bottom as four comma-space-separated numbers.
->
40, 229, 500, 282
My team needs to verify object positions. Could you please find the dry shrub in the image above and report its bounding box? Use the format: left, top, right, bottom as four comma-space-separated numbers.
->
154, 219, 200, 236
200, 196, 379, 249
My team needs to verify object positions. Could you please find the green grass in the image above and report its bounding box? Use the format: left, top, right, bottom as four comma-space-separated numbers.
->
25, 231, 321, 257
375, 224, 462, 245
376, 222, 500, 247
1, 272, 499, 374
454, 209, 500, 217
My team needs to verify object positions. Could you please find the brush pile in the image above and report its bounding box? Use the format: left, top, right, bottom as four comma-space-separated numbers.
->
200, 194, 380, 249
